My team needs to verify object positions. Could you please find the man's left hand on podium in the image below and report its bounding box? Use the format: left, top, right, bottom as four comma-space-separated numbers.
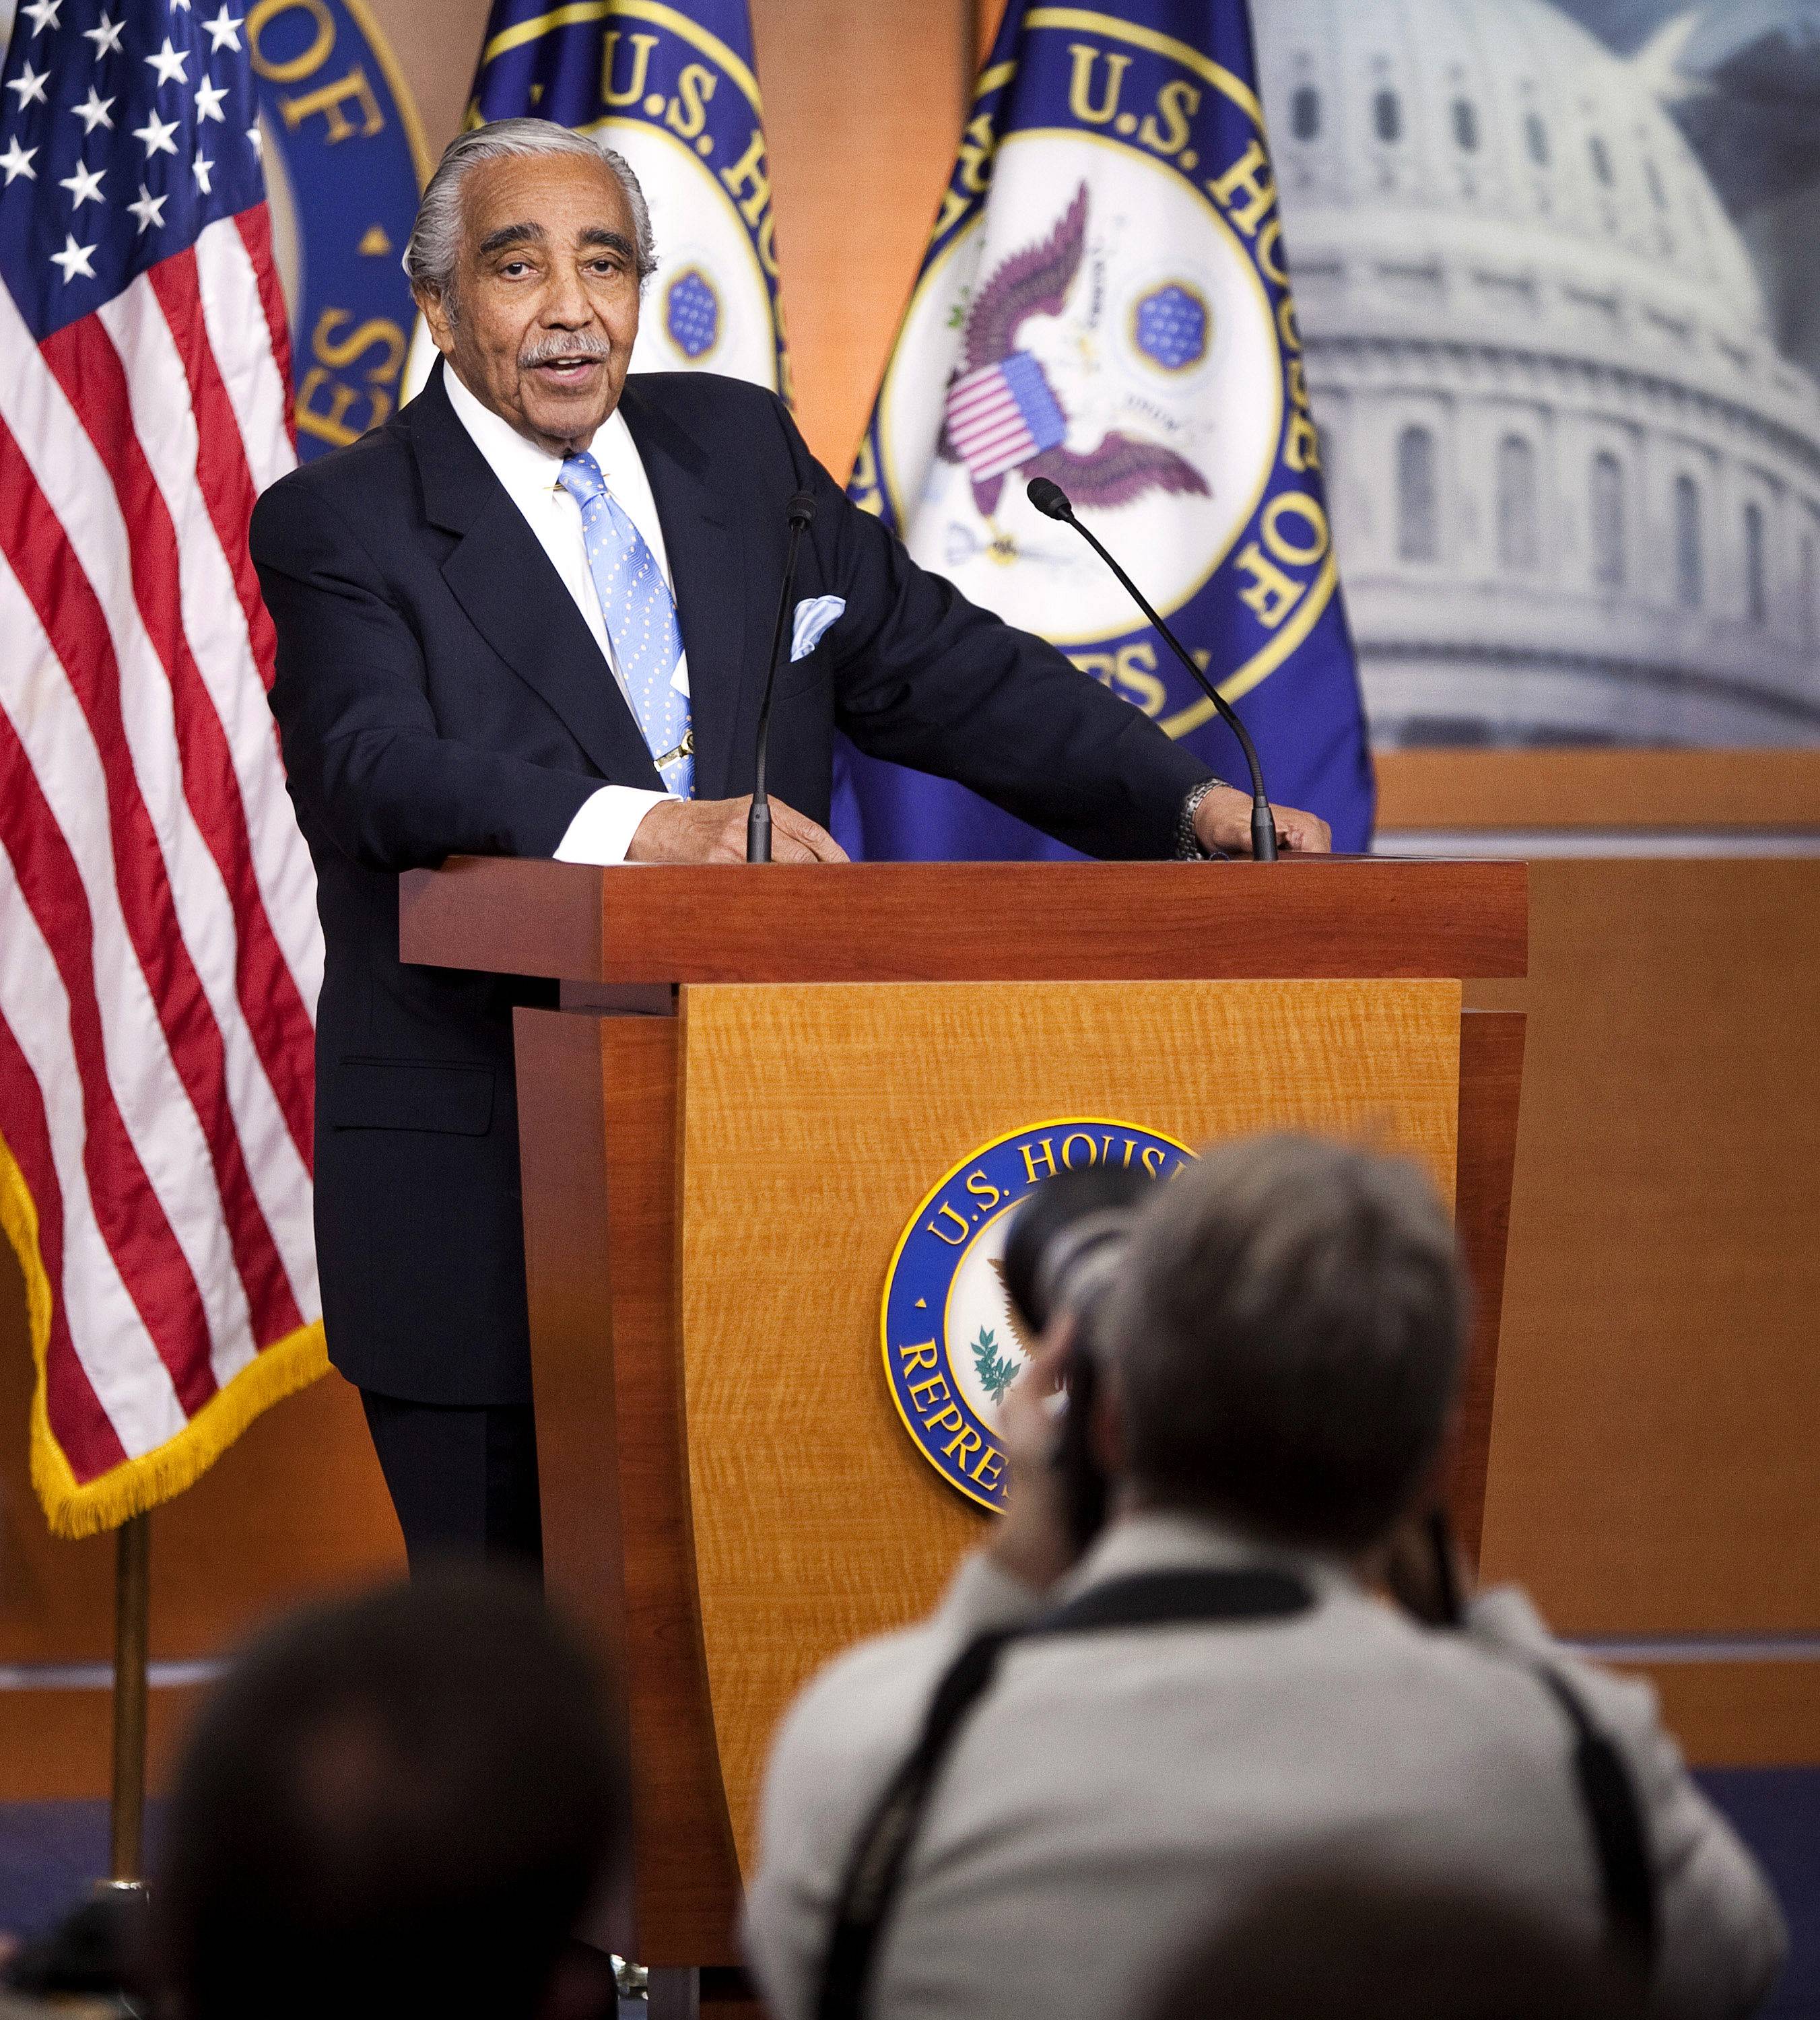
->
626, 795, 850, 864
1193, 784, 1333, 858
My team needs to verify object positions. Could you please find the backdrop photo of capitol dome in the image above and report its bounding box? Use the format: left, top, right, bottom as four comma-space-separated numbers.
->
1254, 0, 1820, 750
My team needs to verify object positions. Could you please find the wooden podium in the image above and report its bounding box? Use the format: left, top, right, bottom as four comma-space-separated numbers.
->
399, 856, 1526, 1993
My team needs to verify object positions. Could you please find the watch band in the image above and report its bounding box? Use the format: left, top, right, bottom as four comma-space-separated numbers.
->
1175, 778, 1226, 861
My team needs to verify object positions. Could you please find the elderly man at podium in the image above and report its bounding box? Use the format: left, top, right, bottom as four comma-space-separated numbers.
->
249, 119, 1331, 1569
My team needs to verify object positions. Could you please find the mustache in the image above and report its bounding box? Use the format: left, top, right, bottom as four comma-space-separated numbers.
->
518, 333, 614, 368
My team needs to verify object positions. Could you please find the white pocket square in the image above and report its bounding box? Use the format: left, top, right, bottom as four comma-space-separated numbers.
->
790, 595, 846, 663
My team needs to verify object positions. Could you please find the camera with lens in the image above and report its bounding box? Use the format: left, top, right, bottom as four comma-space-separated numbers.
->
1000, 1163, 1159, 1548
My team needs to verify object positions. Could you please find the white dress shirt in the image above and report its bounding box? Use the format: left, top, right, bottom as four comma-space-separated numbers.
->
442, 363, 681, 864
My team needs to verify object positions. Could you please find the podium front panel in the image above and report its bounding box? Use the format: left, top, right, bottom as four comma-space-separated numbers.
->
677, 978, 1462, 1875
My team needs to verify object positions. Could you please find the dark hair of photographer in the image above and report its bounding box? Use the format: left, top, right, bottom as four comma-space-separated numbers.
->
150, 1573, 628, 2020
1147, 1866, 1646, 2020
1104, 1133, 1467, 1553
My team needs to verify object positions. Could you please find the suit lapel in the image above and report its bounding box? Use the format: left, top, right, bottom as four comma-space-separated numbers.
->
407, 361, 663, 790
617, 378, 747, 802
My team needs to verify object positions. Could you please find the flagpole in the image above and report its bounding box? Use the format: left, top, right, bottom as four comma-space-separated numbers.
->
107, 1513, 151, 1887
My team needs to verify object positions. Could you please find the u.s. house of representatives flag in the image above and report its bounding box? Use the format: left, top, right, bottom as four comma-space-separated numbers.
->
0, 0, 323, 1535
405, 0, 788, 398
839, 0, 1375, 860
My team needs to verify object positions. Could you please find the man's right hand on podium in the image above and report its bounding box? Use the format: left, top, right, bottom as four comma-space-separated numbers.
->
626, 795, 850, 864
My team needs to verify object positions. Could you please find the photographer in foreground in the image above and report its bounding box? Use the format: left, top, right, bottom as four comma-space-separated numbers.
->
743, 1135, 1784, 2020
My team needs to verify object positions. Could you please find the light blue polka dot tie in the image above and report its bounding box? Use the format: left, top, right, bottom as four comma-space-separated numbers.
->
558, 451, 694, 797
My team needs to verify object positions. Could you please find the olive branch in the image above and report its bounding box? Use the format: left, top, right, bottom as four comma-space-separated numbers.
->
972, 1325, 1023, 1405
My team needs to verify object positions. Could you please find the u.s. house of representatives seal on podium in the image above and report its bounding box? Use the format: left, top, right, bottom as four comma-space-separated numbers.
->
881, 1120, 1192, 1511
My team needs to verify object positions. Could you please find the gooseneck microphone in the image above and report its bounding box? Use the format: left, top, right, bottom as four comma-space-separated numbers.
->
747, 490, 819, 864
1026, 477, 1279, 863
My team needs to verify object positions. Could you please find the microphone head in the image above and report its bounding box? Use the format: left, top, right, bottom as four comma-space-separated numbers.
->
1026, 477, 1073, 522
786, 490, 817, 528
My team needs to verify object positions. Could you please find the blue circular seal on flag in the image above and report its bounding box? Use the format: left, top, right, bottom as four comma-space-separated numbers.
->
857, 7, 1338, 739
881, 1119, 1192, 1512
250, 0, 428, 463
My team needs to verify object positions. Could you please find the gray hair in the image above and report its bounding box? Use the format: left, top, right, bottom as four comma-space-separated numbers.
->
1104, 1133, 1468, 1551
404, 117, 657, 310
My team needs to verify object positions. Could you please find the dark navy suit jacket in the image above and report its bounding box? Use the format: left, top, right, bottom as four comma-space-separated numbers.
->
249, 360, 1211, 1406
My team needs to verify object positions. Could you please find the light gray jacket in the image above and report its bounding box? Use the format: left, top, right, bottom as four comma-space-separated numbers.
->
745, 1514, 1784, 2020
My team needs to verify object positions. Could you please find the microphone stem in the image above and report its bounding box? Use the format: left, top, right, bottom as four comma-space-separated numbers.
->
748, 515, 811, 865
1062, 511, 1279, 863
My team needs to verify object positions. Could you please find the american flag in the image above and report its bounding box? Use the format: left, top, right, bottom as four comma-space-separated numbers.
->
943, 349, 1068, 485
0, 0, 323, 1537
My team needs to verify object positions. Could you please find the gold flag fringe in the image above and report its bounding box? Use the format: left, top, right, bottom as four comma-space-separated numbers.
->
1, 1129, 327, 1541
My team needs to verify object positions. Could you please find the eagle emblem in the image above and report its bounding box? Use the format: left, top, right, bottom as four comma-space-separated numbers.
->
988, 1256, 1040, 1354
965, 1256, 1040, 1406
937, 184, 1211, 520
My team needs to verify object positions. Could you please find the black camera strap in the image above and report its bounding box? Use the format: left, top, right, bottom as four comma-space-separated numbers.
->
815, 1568, 1311, 2020
1532, 1664, 1658, 1954
813, 1567, 1655, 2020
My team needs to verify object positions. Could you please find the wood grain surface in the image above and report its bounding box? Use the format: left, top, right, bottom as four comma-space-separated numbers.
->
1449, 1011, 1527, 1562
511, 1007, 636, 1959
1617, 1662, 1820, 1768
0, 1685, 204, 1802
400, 858, 1528, 986
515, 1007, 744, 1966
512, 1009, 623, 1663
1478, 861, 1820, 1639
678, 978, 1462, 1874
1375, 749, 1820, 832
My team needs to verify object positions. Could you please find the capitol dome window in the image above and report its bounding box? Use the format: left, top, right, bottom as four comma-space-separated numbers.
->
1644, 160, 1668, 211
1744, 501, 1769, 627
1588, 135, 1615, 188
1674, 475, 1704, 611
1591, 453, 1626, 591
1291, 83, 1321, 142
1397, 425, 1439, 563
1524, 112, 1550, 168
1374, 88, 1403, 145
1497, 436, 1541, 573
1452, 99, 1479, 152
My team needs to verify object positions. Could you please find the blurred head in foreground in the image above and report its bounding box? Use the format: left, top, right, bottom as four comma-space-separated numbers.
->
1147, 1868, 1648, 2020
152, 1574, 627, 2020
1104, 1131, 1468, 1552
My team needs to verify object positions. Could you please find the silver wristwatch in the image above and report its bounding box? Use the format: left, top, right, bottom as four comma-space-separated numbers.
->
1175, 778, 1227, 860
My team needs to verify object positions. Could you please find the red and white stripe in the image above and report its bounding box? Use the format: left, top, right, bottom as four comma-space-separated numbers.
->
945, 360, 1044, 483
0, 209, 320, 1512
